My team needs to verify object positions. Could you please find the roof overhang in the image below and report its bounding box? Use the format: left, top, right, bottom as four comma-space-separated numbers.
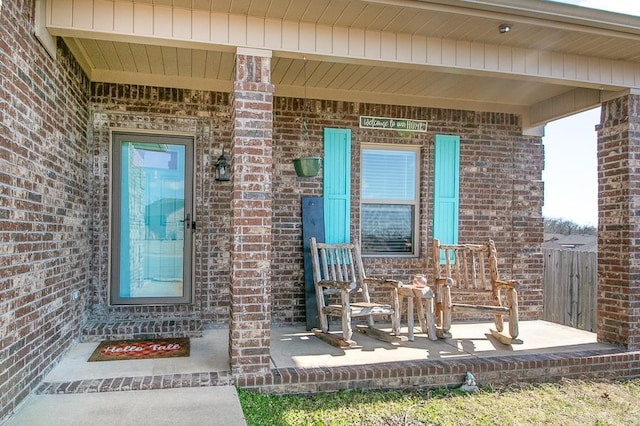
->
37, 0, 640, 133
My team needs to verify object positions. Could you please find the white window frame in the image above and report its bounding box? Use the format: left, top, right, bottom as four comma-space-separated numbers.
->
360, 144, 420, 257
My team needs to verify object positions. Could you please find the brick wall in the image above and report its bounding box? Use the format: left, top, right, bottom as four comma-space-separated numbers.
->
0, 2, 91, 421
88, 84, 542, 331
597, 93, 640, 350
271, 100, 544, 324
89, 87, 233, 326
238, 350, 640, 395
0, 42, 544, 419
83, 85, 545, 337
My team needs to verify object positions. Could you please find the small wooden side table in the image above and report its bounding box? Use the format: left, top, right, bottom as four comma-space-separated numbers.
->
397, 285, 438, 341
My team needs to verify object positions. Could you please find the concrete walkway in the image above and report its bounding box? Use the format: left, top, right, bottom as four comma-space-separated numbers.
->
2, 329, 246, 426
4, 387, 246, 426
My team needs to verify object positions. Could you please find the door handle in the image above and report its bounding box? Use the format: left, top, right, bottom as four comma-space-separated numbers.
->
180, 213, 196, 231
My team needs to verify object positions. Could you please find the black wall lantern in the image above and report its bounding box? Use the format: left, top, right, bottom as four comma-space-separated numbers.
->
215, 148, 230, 181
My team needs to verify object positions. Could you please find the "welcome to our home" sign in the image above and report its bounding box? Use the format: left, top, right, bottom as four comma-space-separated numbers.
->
359, 116, 428, 132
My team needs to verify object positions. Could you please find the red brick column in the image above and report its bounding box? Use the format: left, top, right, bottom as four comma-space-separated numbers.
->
229, 48, 274, 375
597, 92, 640, 350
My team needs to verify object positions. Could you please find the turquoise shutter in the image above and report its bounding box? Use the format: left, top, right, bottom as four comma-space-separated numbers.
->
433, 135, 460, 254
323, 128, 351, 244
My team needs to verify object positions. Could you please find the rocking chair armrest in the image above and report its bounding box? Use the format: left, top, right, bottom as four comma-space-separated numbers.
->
316, 280, 353, 291
434, 277, 454, 287
363, 278, 402, 289
495, 279, 518, 290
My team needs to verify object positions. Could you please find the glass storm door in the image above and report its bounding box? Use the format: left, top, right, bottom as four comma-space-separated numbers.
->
111, 132, 194, 305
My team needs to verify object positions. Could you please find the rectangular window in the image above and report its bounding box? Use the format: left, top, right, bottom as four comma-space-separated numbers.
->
360, 145, 419, 256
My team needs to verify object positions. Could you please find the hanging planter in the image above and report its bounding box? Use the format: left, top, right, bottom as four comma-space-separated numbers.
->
293, 58, 322, 178
293, 156, 321, 177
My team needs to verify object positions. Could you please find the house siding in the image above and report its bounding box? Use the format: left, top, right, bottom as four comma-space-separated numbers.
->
0, 6, 91, 421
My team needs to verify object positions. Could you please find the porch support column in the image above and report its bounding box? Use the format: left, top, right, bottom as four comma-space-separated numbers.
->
229, 47, 274, 375
597, 91, 640, 350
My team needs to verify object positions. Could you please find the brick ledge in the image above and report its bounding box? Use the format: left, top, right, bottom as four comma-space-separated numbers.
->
37, 371, 232, 394
37, 348, 639, 397
80, 319, 203, 342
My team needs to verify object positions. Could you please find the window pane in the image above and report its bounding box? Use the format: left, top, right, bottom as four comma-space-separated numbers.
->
361, 204, 414, 253
361, 149, 416, 200
120, 143, 185, 299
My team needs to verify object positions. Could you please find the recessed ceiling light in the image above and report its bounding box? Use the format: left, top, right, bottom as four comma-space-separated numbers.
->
499, 24, 511, 34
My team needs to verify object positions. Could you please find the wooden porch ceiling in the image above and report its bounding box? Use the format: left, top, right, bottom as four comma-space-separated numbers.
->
41, 0, 640, 131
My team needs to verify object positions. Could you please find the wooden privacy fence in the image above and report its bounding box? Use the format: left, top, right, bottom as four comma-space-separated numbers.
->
543, 249, 597, 332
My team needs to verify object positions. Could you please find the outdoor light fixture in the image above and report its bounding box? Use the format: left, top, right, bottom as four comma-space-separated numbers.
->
499, 23, 511, 34
215, 147, 230, 181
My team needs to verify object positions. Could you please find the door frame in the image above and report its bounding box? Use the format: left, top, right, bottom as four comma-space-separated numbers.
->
109, 130, 196, 305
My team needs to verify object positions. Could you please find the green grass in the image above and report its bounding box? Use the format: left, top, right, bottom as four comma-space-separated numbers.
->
238, 379, 640, 425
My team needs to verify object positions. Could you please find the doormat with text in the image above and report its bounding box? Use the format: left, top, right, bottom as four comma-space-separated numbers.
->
88, 337, 190, 362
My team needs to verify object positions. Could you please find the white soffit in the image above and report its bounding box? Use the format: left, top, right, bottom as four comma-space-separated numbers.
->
43, 0, 640, 126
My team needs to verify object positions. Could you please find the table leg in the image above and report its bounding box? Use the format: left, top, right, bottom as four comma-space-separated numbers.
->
426, 297, 437, 341
416, 297, 427, 333
407, 296, 415, 341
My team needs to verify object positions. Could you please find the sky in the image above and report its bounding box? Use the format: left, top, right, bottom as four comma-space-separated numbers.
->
551, 0, 640, 16
541, 1, 640, 226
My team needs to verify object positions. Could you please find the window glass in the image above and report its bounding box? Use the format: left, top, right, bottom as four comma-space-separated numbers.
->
361, 146, 419, 256
362, 150, 415, 200
361, 204, 414, 253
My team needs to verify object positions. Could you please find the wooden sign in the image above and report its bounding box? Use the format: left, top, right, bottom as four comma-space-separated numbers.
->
359, 116, 428, 132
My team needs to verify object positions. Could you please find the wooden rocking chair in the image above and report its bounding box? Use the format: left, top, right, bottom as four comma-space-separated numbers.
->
432, 239, 520, 344
309, 237, 401, 347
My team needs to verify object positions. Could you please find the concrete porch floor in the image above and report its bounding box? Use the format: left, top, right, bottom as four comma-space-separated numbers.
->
269, 320, 617, 369
31, 320, 618, 391
3, 320, 623, 426
38, 320, 616, 385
